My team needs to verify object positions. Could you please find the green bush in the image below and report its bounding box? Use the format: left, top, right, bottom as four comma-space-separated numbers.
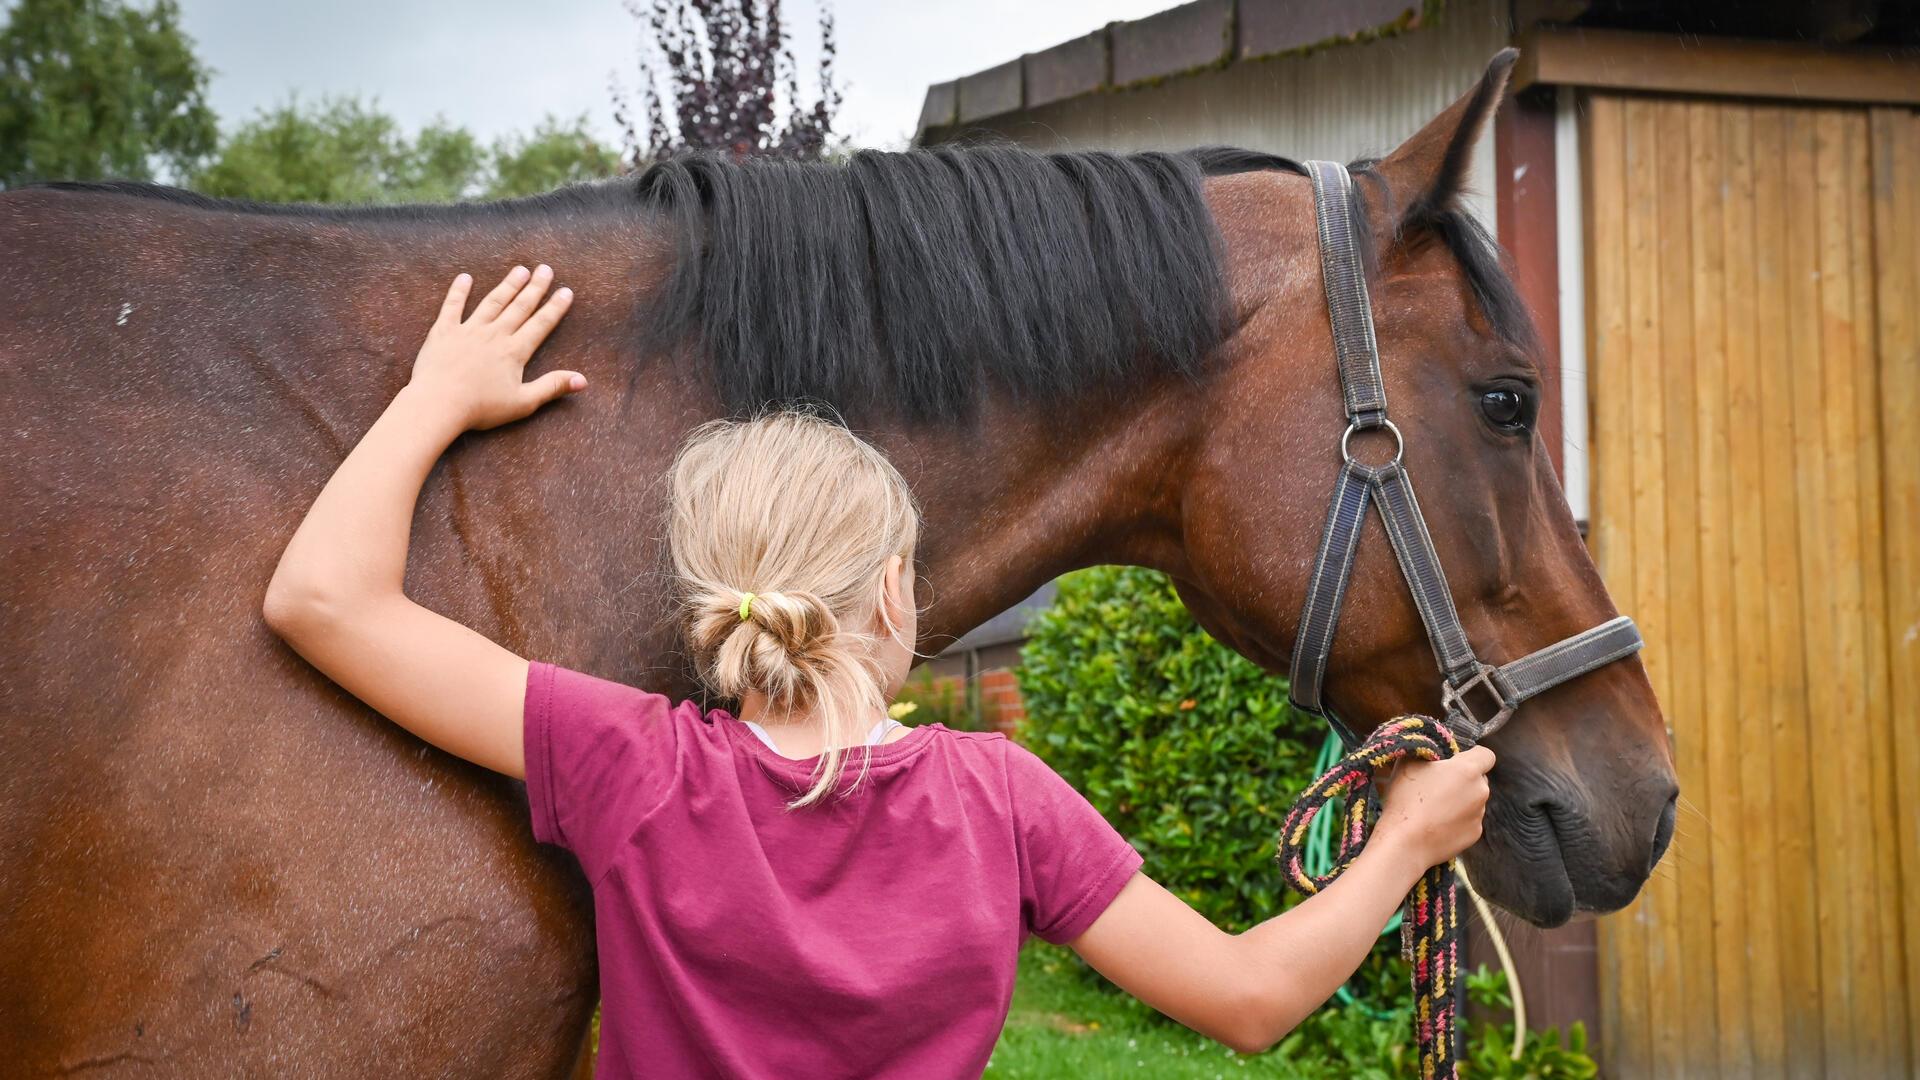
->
1015, 565, 1403, 1007
1018, 565, 1338, 929
1465, 966, 1600, 1079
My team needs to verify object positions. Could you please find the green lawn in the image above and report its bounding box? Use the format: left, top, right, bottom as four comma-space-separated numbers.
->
584, 942, 1575, 1078
985, 943, 1413, 1079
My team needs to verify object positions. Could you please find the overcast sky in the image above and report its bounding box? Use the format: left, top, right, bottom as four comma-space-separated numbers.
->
164, 1, 1173, 153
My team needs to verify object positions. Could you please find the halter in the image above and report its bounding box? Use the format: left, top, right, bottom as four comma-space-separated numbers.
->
1286, 160, 1645, 749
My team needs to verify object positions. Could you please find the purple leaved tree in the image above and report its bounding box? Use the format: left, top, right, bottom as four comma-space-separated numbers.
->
614, 0, 842, 163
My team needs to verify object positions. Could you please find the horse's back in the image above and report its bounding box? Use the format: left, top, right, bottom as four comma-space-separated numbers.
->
0, 186, 341, 532
0, 186, 353, 750
0, 187, 598, 1076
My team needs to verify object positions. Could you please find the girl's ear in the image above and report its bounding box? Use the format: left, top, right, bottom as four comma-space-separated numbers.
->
878, 554, 908, 631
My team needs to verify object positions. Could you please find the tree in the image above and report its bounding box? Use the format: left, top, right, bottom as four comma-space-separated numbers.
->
614, 0, 841, 163
191, 97, 486, 204
488, 115, 622, 198
0, 0, 218, 187
191, 98, 621, 205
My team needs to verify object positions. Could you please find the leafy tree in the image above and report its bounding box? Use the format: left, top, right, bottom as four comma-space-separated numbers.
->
191, 97, 486, 204
405, 120, 490, 202
615, 0, 841, 163
192, 98, 620, 204
0, 0, 218, 186
488, 115, 622, 198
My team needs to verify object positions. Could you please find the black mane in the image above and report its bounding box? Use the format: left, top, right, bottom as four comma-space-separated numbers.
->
1349, 163, 1537, 357
35, 148, 1532, 419
636, 147, 1253, 420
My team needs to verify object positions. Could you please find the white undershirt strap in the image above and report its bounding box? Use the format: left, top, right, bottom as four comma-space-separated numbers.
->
742, 717, 902, 757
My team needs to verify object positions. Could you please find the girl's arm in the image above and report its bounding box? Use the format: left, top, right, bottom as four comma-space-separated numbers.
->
262, 266, 581, 780
1068, 747, 1494, 1056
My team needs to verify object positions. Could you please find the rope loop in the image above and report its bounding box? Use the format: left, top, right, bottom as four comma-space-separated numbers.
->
1277, 714, 1465, 1080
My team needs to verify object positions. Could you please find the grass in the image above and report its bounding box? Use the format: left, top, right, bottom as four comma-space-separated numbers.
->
986, 943, 1254, 1078
985, 943, 1412, 1079
580, 941, 1415, 1077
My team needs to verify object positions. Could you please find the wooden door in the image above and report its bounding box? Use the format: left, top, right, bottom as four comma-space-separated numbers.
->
1583, 92, 1919, 1078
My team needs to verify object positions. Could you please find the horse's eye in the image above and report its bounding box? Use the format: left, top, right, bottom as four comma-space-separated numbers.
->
1481, 389, 1527, 430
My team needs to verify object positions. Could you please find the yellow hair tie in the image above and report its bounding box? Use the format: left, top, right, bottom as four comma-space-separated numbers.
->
738, 592, 756, 622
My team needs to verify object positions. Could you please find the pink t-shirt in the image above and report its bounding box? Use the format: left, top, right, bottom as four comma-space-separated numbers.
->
522, 661, 1143, 1079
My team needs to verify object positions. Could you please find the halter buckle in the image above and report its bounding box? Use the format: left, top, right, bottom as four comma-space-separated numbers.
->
1441, 663, 1515, 743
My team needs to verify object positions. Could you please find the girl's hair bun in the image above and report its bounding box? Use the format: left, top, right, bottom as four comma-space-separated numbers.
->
688, 587, 840, 705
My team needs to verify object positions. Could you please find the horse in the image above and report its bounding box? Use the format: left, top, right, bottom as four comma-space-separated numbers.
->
0, 52, 1676, 1075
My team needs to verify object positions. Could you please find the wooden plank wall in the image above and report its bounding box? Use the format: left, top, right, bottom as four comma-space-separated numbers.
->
1584, 91, 1918, 1078
1871, 105, 1920, 1074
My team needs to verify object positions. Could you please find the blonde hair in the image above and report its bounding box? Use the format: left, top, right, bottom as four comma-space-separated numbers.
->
669, 411, 920, 807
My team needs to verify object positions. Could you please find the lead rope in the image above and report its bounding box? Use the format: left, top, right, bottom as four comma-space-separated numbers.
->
1277, 714, 1464, 1080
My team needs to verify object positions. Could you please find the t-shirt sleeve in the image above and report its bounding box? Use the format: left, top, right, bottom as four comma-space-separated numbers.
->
523, 660, 683, 880
1006, 742, 1145, 944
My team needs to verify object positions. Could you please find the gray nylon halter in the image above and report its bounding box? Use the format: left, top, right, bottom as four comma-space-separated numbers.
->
1287, 160, 1644, 749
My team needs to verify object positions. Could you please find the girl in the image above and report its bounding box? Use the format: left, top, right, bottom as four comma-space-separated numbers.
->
264, 266, 1494, 1077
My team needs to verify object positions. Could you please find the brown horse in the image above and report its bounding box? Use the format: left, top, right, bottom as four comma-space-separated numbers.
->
0, 54, 1674, 1075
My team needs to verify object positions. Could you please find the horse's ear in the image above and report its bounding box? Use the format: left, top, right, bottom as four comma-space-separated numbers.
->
1371, 49, 1517, 227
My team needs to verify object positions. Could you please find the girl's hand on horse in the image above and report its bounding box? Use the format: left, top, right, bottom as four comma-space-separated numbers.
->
408, 265, 584, 431
1374, 745, 1495, 867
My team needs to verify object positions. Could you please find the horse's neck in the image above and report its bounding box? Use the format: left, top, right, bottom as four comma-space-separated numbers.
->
445, 383, 1193, 693
890, 383, 1199, 649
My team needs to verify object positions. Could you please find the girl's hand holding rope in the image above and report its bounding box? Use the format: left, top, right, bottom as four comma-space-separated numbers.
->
1275, 720, 1496, 1080
1373, 745, 1497, 868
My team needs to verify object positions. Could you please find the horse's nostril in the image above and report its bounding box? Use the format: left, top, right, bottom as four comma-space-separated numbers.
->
1648, 794, 1678, 872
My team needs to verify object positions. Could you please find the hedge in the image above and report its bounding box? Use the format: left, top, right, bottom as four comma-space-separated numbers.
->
1015, 564, 1403, 1002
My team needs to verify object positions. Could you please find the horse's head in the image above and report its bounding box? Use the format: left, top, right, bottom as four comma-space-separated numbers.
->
1175, 53, 1677, 927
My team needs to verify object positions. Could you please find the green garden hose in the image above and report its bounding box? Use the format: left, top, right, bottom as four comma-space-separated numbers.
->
1303, 730, 1405, 1018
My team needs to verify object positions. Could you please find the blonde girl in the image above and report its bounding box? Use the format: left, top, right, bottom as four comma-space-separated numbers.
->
265, 267, 1493, 1078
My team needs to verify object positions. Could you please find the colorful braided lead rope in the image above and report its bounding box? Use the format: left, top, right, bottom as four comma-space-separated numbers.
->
1277, 714, 1465, 1080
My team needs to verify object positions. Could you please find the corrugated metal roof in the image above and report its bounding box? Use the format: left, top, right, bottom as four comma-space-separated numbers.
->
919, 0, 1507, 232
919, 0, 1444, 139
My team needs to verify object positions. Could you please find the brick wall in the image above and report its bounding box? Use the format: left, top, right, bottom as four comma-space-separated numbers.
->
976, 668, 1025, 733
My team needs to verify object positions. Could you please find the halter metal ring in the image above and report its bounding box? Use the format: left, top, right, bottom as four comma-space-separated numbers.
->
1340, 418, 1404, 469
